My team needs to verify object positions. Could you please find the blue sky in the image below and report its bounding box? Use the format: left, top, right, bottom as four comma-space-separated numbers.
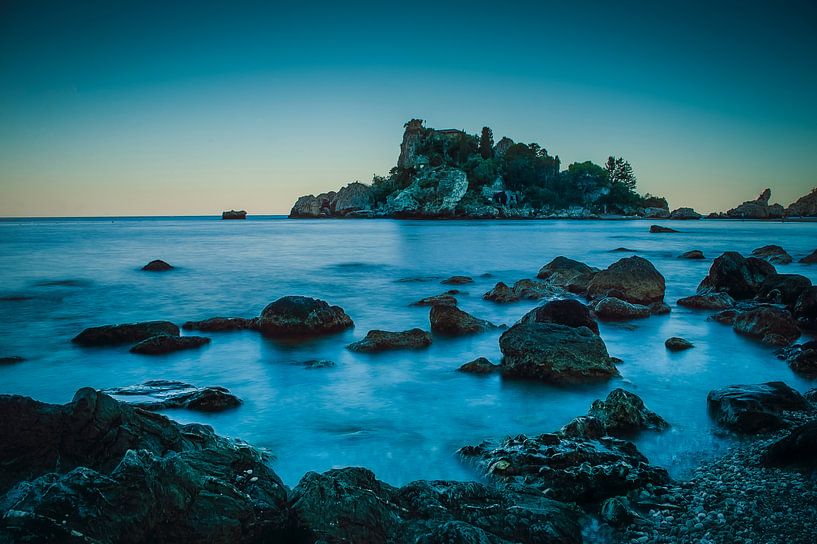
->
1, 0, 815, 216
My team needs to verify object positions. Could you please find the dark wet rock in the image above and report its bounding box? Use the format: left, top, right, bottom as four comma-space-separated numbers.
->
600, 496, 638, 528
299, 359, 335, 369
677, 292, 735, 309
649, 225, 679, 233
411, 293, 458, 307
786, 187, 817, 217
520, 298, 599, 334
800, 249, 817, 263
397, 276, 441, 283
710, 308, 739, 324
256, 296, 353, 337
587, 388, 669, 436
289, 466, 582, 544
129, 334, 211, 355
221, 209, 247, 219
0, 356, 24, 365
778, 341, 817, 377
459, 432, 669, 504
348, 328, 432, 352
483, 281, 516, 303
679, 250, 705, 259
457, 357, 500, 374
429, 304, 497, 335
0, 388, 288, 541
707, 382, 810, 434
101, 380, 241, 412
751, 244, 793, 265
72, 321, 180, 346
559, 415, 606, 439
441, 275, 473, 285
732, 306, 800, 345
586, 256, 666, 305
696, 251, 776, 299
484, 279, 557, 303
141, 259, 173, 271
665, 337, 694, 351
669, 207, 702, 220
499, 322, 618, 383
591, 296, 651, 320
182, 317, 257, 331
649, 301, 671, 315
755, 273, 811, 307
763, 420, 817, 468
537, 256, 598, 294
793, 286, 817, 330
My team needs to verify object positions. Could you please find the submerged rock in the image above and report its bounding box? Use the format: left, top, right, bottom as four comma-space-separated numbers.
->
459, 432, 669, 504
256, 296, 353, 337
537, 256, 598, 294
101, 380, 241, 412
0, 356, 24, 365
499, 322, 618, 383
591, 296, 651, 320
429, 304, 497, 335
457, 357, 500, 374
677, 292, 735, 310
182, 317, 257, 331
72, 321, 180, 346
299, 359, 336, 369
679, 250, 705, 259
799, 249, 817, 263
0, 389, 288, 541
587, 388, 669, 436
665, 337, 694, 351
289, 466, 582, 544
763, 420, 817, 468
129, 334, 211, 355
696, 251, 776, 299
707, 382, 810, 434
732, 306, 800, 345
411, 293, 458, 307
141, 259, 173, 271
586, 256, 666, 305
441, 275, 473, 285
520, 298, 600, 334
751, 244, 793, 265
347, 328, 432, 352
649, 224, 679, 233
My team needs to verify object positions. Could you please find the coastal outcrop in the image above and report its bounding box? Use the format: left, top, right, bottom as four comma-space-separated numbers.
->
429, 304, 497, 335
586, 256, 666, 305
785, 187, 817, 217
101, 380, 241, 412
707, 382, 810, 434
725, 188, 785, 219
255, 296, 353, 337
347, 328, 432, 352
72, 321, 180, 346
669, 207, 701, 220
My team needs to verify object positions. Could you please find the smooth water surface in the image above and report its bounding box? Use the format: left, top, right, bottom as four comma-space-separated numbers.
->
1, 217, 815, 486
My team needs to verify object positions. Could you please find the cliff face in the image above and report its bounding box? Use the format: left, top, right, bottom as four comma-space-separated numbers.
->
786, 188, 817, 217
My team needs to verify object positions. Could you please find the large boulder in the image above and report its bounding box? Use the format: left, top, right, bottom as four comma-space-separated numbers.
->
347, 328, 432, 352
755, 273, 811, 306
537, 256, 598, 294
519, 298, 599, 334
676, 292, 735, 310
751, 244, 793, 265
256, 296, 353, 337
706, 382, 810, 434
763, 420, 817, 468
458, 432, 669, 505
429, 304, 497, 335
499, 322, 618, 383
333, 182, 373, 215
101, 380, 241, 412
289, 467, 582, 544
586, 256, 665, 305
732, 306, 800, 345
72, 321, 180, 346
586, 388, 669, 436
726, 188, 785, 219
696, 251, 776, 299
0, 389, 288, 541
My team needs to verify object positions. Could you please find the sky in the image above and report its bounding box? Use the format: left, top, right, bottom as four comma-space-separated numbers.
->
1, 0, 816, 216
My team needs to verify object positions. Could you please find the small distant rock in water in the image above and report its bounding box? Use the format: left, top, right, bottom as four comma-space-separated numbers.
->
610, 247, 638, 252
129, 334, 211, 355
102, 380, 241, 412
800, 249, 817, 263
649, 224, 679, 233
347, 328, 432, 352
751, 244, 793, 265
182, 317, 257, 332
255, 296, 354, 337
665, 337, 694, 351
679, 250, 705, 259
441, 275, 473, 285
707, 382, 809, 434
72, 321, 180, 346
141, 259, 173, 271
299, 359, 335, 369
429, 304, 497, 335
396, 276, 440, 283
221, 209, 247, 219
411, 293, 457, 307
0, 356, 25, 365
457, 357, 499, 374
669, 207, 702, 220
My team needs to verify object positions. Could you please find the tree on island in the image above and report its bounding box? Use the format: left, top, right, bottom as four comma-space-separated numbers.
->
479, 126, 494, 159
604, 156, 637, 191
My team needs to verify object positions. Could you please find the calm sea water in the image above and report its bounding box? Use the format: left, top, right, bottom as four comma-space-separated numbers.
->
1, 217, 815, 486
